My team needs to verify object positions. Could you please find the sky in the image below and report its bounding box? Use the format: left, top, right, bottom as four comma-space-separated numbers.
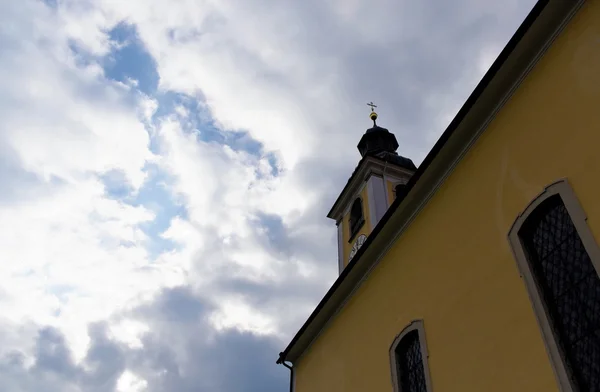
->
0, 0, 536, 391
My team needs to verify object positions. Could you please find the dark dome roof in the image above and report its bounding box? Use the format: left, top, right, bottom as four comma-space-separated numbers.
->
374, 151, 417, 171
366, 124, 389, 133
356, 111, 416, 171
357, 123, 399, 158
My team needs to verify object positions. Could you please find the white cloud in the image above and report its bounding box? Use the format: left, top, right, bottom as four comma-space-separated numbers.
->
109, 320, 149, 350
209, 294, 276, 335
1, 1, 152, 190
117, 370, 148, 392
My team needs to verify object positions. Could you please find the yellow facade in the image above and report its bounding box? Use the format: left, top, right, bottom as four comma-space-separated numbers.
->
294, 2, 600, 391
341, 184, 372, 268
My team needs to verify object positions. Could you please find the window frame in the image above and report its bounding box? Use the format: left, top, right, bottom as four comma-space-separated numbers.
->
507, 178, 600, 392
389, 319, 433, 392
348, 197, 365, 242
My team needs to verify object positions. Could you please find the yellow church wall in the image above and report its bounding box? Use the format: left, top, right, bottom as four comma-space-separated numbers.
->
341, 184, 372, 268
294, 3, 600, 392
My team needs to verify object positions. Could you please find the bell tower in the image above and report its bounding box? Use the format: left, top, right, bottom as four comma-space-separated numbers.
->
327, 103, 417, 274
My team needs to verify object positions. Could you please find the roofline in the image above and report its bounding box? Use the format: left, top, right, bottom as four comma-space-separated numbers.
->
279, 0, 582, 365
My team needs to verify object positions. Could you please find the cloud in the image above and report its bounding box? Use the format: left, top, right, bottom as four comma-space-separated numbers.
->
0, 288, 287, 391
0, 0, 181, 364
0, 0, 537, 390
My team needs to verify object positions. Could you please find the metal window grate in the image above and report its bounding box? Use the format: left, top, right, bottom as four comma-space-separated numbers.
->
521, 195, 600, 391
396, 330, 427, 392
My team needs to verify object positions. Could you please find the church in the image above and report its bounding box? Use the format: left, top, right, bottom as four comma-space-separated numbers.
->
277, 1, 600, 391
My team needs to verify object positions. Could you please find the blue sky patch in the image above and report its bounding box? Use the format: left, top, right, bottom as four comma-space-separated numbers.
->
98, 164, 183, 258
151, 91, 277, 164
133, 165, 185, 257
104, 22, 159, 95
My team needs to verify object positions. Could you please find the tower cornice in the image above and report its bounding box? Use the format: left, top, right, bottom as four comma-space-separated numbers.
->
327, 155, 415, 222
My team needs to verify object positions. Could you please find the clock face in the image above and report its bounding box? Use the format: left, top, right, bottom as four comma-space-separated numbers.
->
348, 234, 368, 262
356, 234, 367, 248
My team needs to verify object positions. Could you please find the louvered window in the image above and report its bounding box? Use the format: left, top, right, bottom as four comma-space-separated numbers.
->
349, 198, 364, 239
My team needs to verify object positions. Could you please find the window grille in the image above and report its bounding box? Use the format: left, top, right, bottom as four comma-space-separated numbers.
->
395, 330, 428, 392
519, 194, 600, 391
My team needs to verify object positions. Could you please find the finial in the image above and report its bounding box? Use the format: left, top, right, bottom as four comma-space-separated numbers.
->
367, 101, 378, 126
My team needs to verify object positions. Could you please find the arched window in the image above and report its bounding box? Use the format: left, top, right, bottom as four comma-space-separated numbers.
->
349, 197, 364, 239
389, 320, 433, 392
508, 179, 600, 391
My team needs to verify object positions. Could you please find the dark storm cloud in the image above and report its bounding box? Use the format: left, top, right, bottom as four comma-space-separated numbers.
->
118, 287, 288, 391
0, 288, 288, 392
